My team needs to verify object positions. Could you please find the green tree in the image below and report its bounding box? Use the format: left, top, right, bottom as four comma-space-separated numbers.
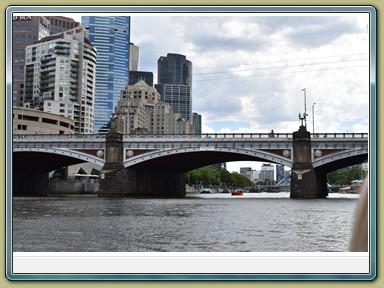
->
229, 172, 254, 188
327, 165, 367, 185
219, 168, 232, 185
185, 165, 254, 188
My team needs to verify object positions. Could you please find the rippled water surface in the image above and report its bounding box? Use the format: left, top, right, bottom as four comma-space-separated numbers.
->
12, 193, 359, 252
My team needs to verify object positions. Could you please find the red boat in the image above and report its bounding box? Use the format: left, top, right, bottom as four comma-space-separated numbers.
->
231, 190, 243, 196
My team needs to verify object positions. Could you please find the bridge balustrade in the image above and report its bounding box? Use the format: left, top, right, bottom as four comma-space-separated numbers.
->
13, 132, 368, 142
122, 133, 293, 140
13, 134, 106, 142
311, 132, 368, 139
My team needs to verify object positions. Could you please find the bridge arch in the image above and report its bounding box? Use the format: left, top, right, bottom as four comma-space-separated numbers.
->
313, 148, 368, 171
124, 147, 292, 172
13, 148, 104, 172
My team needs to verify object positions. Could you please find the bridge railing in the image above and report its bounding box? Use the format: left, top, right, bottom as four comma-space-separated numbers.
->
12, 132, 368, 141
12, 134, 106, 141
311, 132, 368, 139
122, 133, 293, 140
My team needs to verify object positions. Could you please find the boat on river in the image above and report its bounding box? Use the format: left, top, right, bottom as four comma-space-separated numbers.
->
199, 187, 213, 194
339, 180, 363, 194
231, 190, 243, 196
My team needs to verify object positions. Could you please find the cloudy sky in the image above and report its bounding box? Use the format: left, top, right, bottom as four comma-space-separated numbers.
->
37, 11, 373, 172
129, 14, 370, 135
128, 13, 371, 171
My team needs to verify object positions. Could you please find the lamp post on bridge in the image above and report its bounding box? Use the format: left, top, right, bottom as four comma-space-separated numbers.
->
302, 88, 308, 129
312, 102, 316, 134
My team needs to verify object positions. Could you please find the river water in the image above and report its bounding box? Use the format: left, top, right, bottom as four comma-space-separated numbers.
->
12, 192, 360, 252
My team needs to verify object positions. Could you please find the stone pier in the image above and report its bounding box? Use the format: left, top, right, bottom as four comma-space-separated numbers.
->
136, 168, 186, 197
98, 131, 186, 197
99, 132, 134, 196
13, 170, 49, 196
290, 125, 327, 198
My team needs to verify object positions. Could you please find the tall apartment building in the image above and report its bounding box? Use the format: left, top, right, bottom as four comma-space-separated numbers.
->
115, 80, 193, 134
155, 53, 193, 123
23, 27, 97, 134
12, 16, 79, 108
81, 16, 131, 133
12, 16, 50, 107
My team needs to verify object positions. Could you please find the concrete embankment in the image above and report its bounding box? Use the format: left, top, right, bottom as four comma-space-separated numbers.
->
49, 179, 99, 194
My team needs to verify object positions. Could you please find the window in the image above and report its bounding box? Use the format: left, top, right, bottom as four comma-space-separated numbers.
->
17, 125, 27, 130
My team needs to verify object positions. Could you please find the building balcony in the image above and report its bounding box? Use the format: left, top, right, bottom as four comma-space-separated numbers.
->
39, 78, 55, 85
40, 63, 56, 69
54, 50, 70, 56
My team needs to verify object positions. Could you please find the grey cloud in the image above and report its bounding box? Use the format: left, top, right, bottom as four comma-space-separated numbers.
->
174, 16, 268, 53
257, 16, 362, 47
193, 83, 243, 114
190, 34, 266, 53
286, 21, 361, 47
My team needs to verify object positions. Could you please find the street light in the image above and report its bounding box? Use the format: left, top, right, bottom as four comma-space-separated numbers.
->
312, 102, 316, 134
302, 88, 308, 128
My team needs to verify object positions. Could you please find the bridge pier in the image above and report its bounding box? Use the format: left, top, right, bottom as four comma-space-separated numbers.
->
136, 168, 186, 197
99, 132, 134, 196
290, 126, 327, 198
99, 131, 185, 197
13, 169, 49, 196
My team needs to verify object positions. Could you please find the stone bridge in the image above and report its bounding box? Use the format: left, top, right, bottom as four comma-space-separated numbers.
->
12, 128, 368, 198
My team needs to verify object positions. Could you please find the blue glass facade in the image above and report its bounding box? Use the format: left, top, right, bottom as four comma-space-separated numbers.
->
81, 16, 130, 133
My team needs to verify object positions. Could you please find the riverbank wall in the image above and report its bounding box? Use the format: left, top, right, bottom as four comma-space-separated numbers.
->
49, 179, 99, 194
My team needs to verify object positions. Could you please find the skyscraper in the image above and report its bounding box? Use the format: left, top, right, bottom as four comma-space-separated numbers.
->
46, 16, 80, 35
23, 27, 97, 134
12, 16, 50, 107
157, 53, 192, 85
81, 16, 131, 133
129, 42, 139, 71
155, 53, 192, 123
192, 112, 202, 135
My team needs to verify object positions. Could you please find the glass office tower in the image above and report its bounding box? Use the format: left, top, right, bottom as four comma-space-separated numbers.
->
155, 53, 192, 123
81, 16, 130, 133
